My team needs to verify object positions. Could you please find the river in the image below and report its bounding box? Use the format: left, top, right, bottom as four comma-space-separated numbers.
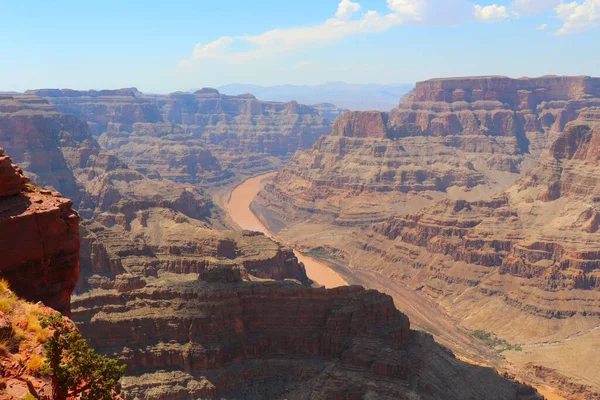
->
227, 173, 567, 400
227, 173, 347, 288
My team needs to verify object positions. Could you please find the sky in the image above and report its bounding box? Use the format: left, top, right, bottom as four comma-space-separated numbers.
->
0, 0, 599, 93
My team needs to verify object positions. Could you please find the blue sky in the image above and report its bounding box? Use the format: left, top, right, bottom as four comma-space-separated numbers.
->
0, 0, 598, 93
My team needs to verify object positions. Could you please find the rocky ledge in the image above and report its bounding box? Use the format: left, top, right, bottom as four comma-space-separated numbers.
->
0, 151, 79, 316
72, 274, 540, 400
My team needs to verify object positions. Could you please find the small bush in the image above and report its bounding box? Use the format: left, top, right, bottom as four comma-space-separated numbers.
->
26, 354, 45, 373
471, 330, 522, 353
26, 314, 43, 335
40, 314, 126, 400
0, 340, 9, 355
0, 278, 9, 294
0, 297, 16, 313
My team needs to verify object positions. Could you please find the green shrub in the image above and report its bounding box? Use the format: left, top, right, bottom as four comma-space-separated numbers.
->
39, 314, 126, 400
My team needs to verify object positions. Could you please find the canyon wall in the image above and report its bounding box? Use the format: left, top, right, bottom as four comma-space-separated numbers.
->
0, 152, 79, 316
0, 93, 542, 399
257, 76, 600, 229
29, 88, 336, 186
253, 76, 600, 397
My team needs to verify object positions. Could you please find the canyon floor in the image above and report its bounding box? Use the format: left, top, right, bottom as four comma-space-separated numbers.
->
225, 173, 572, 400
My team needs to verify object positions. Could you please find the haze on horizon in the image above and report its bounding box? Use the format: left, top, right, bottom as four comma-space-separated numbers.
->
1, 0, 599, 93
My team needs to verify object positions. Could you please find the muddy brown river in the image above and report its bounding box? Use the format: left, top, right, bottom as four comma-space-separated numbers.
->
227, 173, 567, 400
227, 173, 347, 288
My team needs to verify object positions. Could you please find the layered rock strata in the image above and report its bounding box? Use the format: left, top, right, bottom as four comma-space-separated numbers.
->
0, 152, 79, 316
368, 110, 600, 316
0, 94, 216, 221
73, 276, 540, 400
257, 75, 600, 227
344, 110, 600, 393
25, 88, 162, 136
29, 88, 334, 186
0, 91, 543, 400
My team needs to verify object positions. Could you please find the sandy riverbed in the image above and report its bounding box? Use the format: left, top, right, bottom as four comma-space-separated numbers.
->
227, 173, 347, 288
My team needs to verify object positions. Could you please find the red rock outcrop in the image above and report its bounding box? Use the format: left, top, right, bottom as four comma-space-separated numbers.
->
331, 111, 389, 138
0, 153, 79, 316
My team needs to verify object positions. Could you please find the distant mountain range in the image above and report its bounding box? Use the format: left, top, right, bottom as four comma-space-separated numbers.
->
207, 82, 414, 111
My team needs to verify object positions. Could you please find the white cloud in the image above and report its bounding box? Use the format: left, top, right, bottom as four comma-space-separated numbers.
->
387, 0, 426, 20
179, 0, 516, 67
537, 23, 548, 30
193, 37, 234, 60
510, 0, 561, 15
387, 0, 476, 25
474, 4, 509, 22
336, 0, 362, 19
556, 0, 600, 35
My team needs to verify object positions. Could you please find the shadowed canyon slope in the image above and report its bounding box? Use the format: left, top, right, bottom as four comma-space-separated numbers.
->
28, 87, 338, 186
254, 75, 600, 399
0, 98, 543, 398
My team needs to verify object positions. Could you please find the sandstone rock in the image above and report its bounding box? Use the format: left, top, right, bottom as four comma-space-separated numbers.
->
73, 279, 540, 400
253, 77, 600, 398
0, 155, 79, 315
31, 88, 334, 186
256, 76, 600, 231
332, 110, 389, 138
25, 88, 163, 136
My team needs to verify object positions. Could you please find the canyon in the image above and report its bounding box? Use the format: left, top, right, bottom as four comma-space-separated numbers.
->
254, 75, 600, 399
0, 89, 543, 399
26, 88, 337, 188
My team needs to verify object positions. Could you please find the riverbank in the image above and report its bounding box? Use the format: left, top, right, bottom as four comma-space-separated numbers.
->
227, 173, 347, 288
226, 173, 568, 400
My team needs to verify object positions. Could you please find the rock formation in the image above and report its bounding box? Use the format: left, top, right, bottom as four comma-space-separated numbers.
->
30, 88, 334, 186
73, 273, 540, 400
25, 88, 162, 137
253, 76, 600, 397
256, 75, 600, 228
0, 91, 544, 399
0, 153, 79, 316
0, 94, 216, 222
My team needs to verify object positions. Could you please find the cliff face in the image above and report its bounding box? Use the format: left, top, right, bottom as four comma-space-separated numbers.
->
412, 75, 600, 103
0, 92, 543, 400
150, 89, 332, 182
0, 94, 216, 222
25, 88, 163, 136
0, 151, 79, 316
0, 95, 91, 203
31, 88, 333, 186
256, 76, 600, 227
253, 76, 600, 397
348, 111, 600, 395
73, 272, 539, 400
